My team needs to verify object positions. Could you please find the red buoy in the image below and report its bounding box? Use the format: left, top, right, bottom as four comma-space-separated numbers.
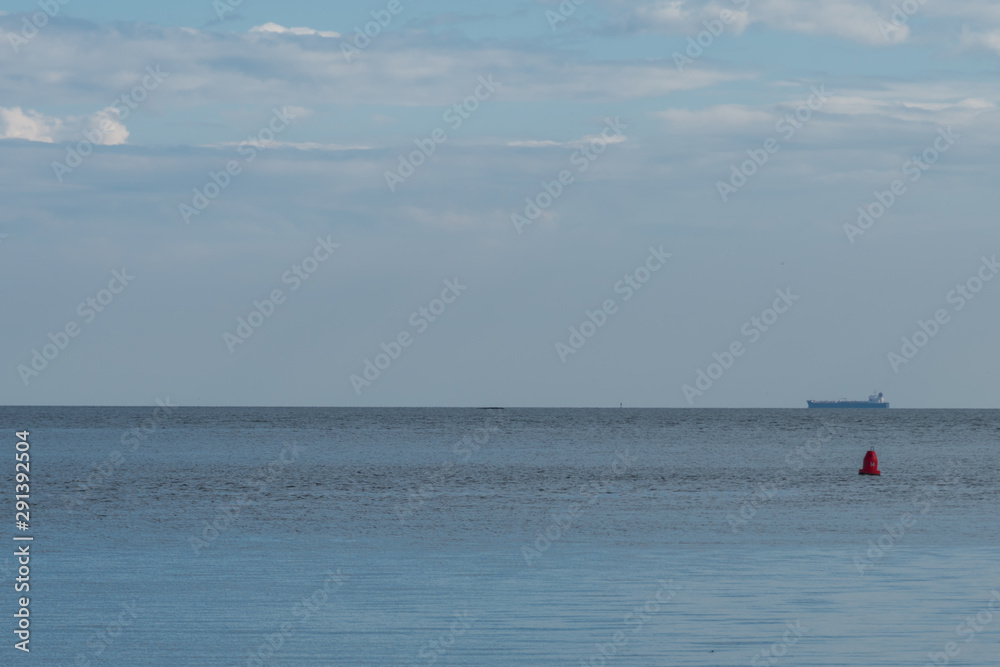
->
859, 448, 881, 476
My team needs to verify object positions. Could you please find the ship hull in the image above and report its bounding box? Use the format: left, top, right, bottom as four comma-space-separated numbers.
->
807, 401, 889, 409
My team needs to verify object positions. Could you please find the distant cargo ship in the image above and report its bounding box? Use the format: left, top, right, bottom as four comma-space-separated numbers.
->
807, 391, 889, 409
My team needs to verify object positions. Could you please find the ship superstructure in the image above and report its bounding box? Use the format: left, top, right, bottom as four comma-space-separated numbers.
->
807, 391, 889, 409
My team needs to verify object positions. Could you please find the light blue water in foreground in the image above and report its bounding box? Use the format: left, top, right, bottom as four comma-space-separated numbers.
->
3, 408, 999, 665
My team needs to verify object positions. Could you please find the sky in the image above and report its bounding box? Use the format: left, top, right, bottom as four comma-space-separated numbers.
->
1, 0, 999, 407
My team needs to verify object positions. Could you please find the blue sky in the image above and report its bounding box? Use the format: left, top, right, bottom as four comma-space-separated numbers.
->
2, 0, 1000, 407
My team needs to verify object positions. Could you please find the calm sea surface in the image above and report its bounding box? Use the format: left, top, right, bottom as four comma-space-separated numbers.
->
2, 408, 998, 665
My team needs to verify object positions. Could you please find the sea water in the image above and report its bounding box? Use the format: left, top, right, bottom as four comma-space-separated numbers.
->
2, 407, 998, 665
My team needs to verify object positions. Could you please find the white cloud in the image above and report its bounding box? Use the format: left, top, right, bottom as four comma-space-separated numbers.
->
506, 139, 563, 148
249, 23, 340, 39
507, 133, 628, 148
762, 0, 904, 45
634, 1, 694, 29
959, 27, 1000, 55
0, 106, 128, 144
648, 86, 999, 154
632, 1, 750, 34
654, 104, 774, 131
624, 0, 925, 44
820, 94, 996, 124
0, 23, 742, 111
281, 105, 313, 119
0, 107, 62, 142
399, 205, 488, 230
208, 140, 371, 151
86, 108, 129, 145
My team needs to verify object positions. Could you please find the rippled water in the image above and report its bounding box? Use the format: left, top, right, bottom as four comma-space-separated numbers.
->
3, 408, 999, 665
